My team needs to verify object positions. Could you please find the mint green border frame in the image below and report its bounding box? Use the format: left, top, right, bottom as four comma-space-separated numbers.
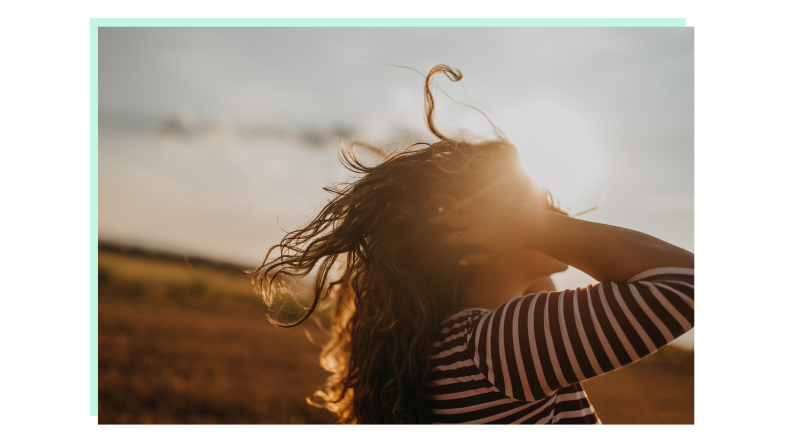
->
89, 17, 686, 417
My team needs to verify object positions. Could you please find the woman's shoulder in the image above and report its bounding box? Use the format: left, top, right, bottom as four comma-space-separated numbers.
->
442, 307, 489, 323
437, 307, 489, 336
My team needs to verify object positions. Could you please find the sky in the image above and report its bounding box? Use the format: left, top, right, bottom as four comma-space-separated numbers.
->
98, 27, 694, 347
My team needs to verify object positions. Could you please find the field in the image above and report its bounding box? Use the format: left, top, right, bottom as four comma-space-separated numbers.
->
98, 246, 693, 424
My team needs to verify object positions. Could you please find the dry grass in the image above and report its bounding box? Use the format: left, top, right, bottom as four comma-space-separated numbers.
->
583, 342, 694, 424
98, 248, 692, 424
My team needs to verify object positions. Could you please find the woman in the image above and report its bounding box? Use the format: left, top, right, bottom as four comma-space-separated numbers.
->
251, 65, 694, 424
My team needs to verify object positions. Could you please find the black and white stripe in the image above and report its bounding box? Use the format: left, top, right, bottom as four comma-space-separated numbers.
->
425, 267, 694, 424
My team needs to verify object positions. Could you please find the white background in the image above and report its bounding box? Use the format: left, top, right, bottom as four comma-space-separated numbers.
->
1, 1, 789, 443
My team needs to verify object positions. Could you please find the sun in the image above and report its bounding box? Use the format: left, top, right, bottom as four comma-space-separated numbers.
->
509, 98, 607, 214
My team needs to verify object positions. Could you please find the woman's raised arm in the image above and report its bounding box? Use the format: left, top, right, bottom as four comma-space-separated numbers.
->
527, 209, 693, 283
451, 194, 693, 283
442, 193, 694, 402
461, 268, 693, 402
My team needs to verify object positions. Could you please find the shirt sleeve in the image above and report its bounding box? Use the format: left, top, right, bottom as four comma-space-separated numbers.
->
465, 267, 694, 402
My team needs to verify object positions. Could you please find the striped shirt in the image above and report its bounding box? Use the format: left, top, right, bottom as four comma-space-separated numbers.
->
424, 267, 694, 424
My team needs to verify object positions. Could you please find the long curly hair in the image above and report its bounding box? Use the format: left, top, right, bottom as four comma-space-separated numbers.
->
250, 65, 566, 423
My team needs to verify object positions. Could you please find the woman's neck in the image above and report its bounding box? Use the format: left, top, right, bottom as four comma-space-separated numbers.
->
454, 264, 532, 313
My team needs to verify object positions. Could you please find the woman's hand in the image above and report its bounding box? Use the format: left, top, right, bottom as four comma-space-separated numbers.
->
442, 191, 693, 282
443, 193, 540, 265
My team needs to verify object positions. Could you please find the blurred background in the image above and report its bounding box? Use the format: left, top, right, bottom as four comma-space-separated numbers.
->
98, 27, 694, 424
